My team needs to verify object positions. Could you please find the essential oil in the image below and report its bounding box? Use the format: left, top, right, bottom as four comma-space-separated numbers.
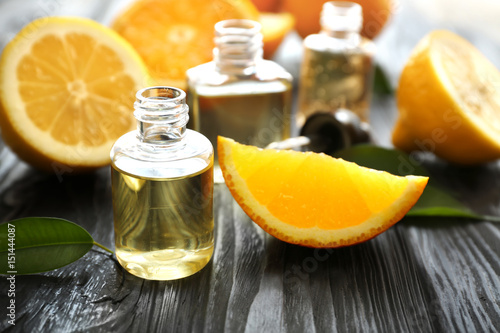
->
297, 1, 375, 129
188, 81, 291, 161
187, 19, 293, 182
110, 87, 214, 280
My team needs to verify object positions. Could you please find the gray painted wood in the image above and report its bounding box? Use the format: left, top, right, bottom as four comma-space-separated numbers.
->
1, 0, 500, 332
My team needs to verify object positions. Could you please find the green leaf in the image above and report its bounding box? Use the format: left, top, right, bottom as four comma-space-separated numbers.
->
0, 217, 109, 275
373, 64, 393, 96
335, 145, 498, 222
408, 185, 477, 217
335, 144, 429, 177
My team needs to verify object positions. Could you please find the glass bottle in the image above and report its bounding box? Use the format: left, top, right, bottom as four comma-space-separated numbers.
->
187, 19, 293, 183
296, 1, 375, 130
110, 86, 214, 281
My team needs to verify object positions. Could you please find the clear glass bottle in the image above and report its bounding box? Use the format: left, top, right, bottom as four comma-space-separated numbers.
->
187, 19, 293, 183
296, 1, 375, 130
110, 86, 214, 281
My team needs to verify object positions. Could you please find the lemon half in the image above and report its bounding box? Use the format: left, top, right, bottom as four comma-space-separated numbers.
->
0, 17, 150, 172
393, 30, 500, 165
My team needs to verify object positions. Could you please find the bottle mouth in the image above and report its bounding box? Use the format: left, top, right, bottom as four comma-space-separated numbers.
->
214, 19, 261, 37
321, 1, 363, 33
213, 19, 263, 73
135, 86, 186, 109
134, 86, 189, 125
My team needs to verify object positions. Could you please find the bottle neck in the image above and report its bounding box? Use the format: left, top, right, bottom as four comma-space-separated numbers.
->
213, 19, 263, 75
319, 30, 361, 44
319, 1, 363, 44
134, 87, 189, 147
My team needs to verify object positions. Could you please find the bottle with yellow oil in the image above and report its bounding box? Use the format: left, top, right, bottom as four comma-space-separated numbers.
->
110, 86, 214, 281
297, 1, 375, 130
187, 19, 293, 183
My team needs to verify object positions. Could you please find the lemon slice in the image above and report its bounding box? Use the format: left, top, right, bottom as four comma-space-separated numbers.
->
393, 30, 500, 165
0, 17, 150, 173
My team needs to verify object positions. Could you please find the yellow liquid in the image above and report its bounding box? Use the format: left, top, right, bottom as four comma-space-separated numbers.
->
111, 164, 214, 280
188, 83, 292, 181
297, 48, 374, 128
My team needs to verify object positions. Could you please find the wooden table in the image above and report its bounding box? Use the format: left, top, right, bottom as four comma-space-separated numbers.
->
1, 0, 500, 332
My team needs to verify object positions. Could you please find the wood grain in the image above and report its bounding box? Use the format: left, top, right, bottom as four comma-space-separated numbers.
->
1, 158, 499, 332
1, 0, 500, 332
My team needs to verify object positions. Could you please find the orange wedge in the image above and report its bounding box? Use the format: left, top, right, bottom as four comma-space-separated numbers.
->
111, 0, 259, 89
218, 136, 428, 248
260, 12, 295, 59
0, 17, 149, 173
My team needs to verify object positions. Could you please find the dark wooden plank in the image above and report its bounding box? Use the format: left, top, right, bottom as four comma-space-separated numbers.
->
1, 0, 500, 332
2, 147, 499, 333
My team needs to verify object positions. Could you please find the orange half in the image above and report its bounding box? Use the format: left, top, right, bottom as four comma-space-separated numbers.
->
218, 136, 428, 248
112, 0, 259, 89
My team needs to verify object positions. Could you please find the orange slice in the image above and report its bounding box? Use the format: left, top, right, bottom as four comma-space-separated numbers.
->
0, 17, 150, 173
111, 0, 259, 89
260, 12, 295, 59
218, 136, 428, 248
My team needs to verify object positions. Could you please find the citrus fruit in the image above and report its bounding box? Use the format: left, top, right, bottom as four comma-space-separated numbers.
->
282, 0, 393, 39
261, 12, 295, 59
251, 0, 281, 12
0, 17, 149, 173
218, 136, 428, 248
392, 30, 500, 165
111, 0, 259, 89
